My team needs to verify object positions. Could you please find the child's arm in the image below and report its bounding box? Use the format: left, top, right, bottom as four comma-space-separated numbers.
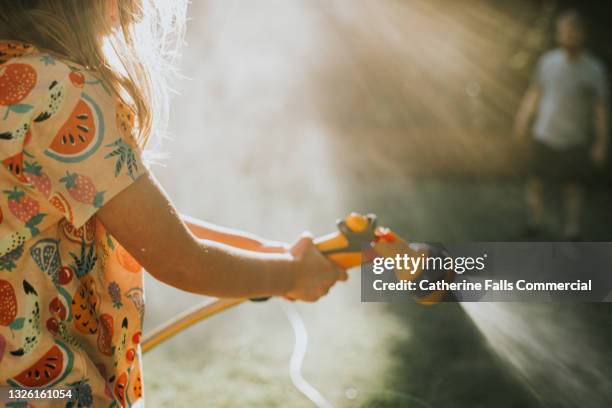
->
181, 214, 286, 253
97, 172, 345, 301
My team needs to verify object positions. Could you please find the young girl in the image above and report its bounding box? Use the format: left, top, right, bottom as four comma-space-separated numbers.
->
0, 1, 345, 406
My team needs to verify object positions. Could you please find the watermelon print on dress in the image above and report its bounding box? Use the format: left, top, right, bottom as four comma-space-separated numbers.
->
8, 340, 74, 388
44, 92, 104, 163
2, 152, 29, 183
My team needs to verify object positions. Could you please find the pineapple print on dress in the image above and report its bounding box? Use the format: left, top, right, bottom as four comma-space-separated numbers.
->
70, 240, 100, 335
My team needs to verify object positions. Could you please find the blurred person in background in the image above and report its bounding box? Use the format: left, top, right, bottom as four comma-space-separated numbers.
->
514, 9, 608, 240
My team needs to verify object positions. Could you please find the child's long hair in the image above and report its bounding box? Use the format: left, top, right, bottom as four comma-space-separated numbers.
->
0, 0, 187, 150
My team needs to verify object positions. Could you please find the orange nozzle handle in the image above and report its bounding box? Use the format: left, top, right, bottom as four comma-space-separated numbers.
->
314, 212, 378, 269
250, 213, 378, 302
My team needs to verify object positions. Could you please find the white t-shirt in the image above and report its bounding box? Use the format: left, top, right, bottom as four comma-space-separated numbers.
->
532, 48, 608, 150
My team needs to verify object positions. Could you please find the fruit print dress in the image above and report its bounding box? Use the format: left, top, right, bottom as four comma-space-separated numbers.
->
0, 42, 146, 407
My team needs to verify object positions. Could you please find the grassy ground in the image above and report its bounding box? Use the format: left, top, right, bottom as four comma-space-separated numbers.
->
142, 1, 612, 407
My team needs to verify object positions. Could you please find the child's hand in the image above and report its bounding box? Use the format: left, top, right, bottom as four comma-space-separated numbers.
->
285, 234, 348, 302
